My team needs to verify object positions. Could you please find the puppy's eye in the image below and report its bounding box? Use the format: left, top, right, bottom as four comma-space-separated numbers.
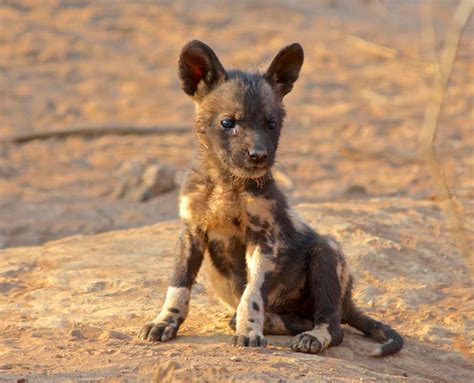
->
268, 120, 277, 130
220, 118, 236, 129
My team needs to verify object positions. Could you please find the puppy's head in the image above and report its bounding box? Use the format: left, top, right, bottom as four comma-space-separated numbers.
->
178, 40, 304, 179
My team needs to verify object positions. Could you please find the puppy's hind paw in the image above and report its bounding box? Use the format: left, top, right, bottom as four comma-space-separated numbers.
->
291, 333, 323, 354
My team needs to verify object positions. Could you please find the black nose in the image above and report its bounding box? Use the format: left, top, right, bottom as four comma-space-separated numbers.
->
247, 147, 268, 163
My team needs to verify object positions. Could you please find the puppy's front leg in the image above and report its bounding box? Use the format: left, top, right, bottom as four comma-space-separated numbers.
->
232, 238, 276, 348
139, 225, 205, 342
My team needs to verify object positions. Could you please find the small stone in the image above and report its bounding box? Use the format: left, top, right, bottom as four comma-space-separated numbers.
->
230, 356, 242, 362
113, 158, 176, 201
70, 328, 86, 340
86, 281, 107, 293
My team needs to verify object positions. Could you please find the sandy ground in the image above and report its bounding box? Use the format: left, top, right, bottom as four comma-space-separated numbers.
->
0, 0, 473, 381
1, 0, 472, 247
0, 201, 473, 382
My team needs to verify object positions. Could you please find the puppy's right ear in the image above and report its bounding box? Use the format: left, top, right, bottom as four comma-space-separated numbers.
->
178, 40, 227, 100
265, 43, 304, 98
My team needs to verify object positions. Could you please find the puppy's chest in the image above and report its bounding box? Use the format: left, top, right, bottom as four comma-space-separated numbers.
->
180, 184, 274, 241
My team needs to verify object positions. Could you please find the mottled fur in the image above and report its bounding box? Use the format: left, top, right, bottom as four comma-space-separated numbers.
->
139, 40, 403, 356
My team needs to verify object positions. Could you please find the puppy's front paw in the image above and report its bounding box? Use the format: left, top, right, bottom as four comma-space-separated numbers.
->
230, 331, 267, 348
291, 333, 322, 354
138, 318, 182, 342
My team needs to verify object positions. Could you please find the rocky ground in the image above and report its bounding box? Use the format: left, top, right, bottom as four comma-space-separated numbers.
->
0, 0, 473, 381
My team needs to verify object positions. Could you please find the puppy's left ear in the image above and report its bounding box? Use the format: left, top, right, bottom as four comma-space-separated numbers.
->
178, 40, 227, 100
264, 43, 304, 98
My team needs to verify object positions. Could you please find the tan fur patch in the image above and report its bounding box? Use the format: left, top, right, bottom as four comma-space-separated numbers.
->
154, 286, 190, 324
207, 230, 231, 248
244, 194, 275, 225
264, 313, 290, 335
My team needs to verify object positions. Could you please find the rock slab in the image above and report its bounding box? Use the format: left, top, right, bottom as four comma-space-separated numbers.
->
0, 199, 472, 382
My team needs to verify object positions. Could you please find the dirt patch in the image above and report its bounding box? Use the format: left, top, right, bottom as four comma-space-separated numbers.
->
1, 201, 472, 381
1, 0, 472, 248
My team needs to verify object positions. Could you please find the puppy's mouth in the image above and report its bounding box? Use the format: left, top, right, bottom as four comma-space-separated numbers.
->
230, 164, 270, 179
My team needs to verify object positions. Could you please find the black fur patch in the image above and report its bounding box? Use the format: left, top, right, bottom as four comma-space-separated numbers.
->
170, 226, 205, 289
208, 239, 231, 277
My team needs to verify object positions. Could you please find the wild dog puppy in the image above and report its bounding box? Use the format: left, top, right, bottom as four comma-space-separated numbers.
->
139, 40, 403, 356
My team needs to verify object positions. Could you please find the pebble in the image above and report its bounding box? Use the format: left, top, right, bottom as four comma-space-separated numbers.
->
113, 159, 176, 201
230, 356, 242, 362
86, 281, 107, 293
69, 329, 86, 340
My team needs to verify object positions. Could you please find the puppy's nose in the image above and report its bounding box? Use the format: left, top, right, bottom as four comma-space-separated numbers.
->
247, 147, 268, 163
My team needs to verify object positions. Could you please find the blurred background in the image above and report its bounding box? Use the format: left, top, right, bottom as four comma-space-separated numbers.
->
0, 0, 472, 249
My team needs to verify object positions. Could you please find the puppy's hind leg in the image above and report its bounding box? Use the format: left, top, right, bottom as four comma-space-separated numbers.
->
291, 237, 345, 354
265, 312, 314, 335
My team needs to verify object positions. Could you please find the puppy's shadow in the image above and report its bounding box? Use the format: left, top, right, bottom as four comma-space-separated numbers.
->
170, 332, 289, 347
169, 330, 383, 360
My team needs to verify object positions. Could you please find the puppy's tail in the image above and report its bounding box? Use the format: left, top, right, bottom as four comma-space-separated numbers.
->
345, 307, 403, 357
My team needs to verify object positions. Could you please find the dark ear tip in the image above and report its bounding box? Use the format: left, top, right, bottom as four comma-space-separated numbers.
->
180, 40, 211, 56
287, 42, 304, 59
